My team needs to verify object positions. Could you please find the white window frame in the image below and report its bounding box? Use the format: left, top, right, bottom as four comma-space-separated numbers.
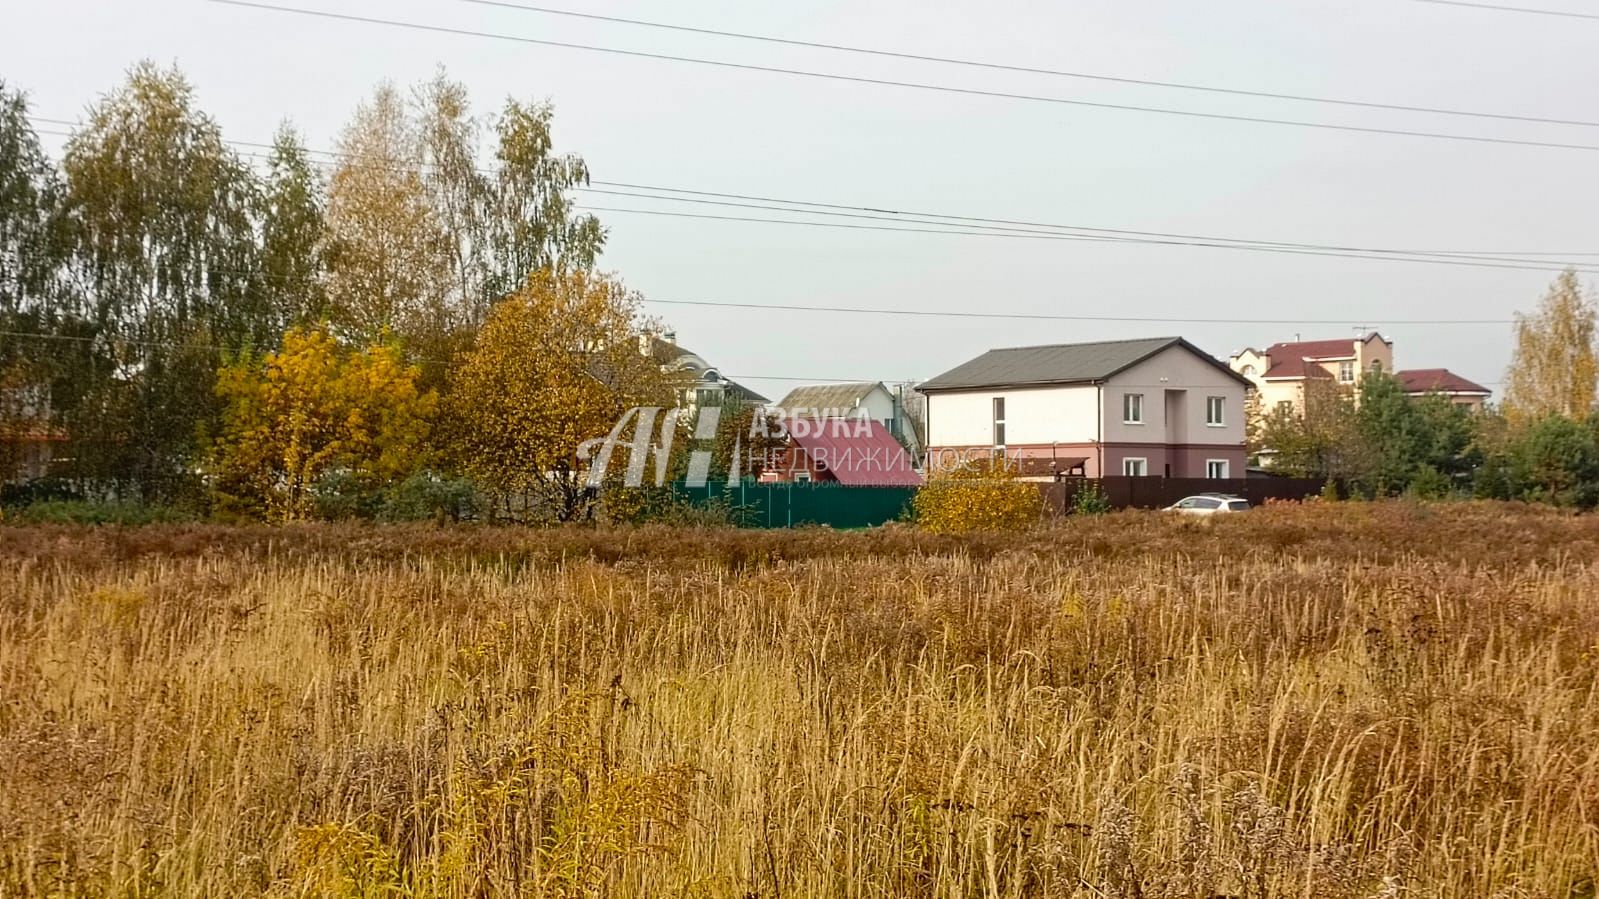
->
1338, 360, 1354, 383
992, 396, 1006, 448
1122, 393, 1144, 425
1206, 459, 1230, 479
794, 470, 813, 483
1206, 396, 1225, 427
1123, 457, 1148, 477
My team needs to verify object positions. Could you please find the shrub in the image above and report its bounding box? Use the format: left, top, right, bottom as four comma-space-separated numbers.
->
911, 458, 1042, 533
1407, 464, 1452, 500
1070, 481, 1113, 515
379, 472, 480, 523
3, 500, 193, 525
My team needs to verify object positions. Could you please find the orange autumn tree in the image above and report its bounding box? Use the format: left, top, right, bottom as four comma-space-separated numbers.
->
210, 324, 436, 520
446, 269, 680, 521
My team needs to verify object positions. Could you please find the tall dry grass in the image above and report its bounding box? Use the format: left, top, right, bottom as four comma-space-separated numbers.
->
1, 502, 1596, 897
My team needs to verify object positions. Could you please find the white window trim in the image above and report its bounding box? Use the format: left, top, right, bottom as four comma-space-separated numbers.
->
1123, 393, 1144, 425
1338, 360, 1355, 383
1206, 395, 1226, 427
1123, 457, 1148, 477
1206, 459, 1230, 479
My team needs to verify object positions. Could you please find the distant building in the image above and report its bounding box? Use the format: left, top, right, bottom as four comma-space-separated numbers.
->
774, 381, 920, 458
1, 383, 64, 483
1229, 332, 1393, 416
1397, 368, 1492, 411
759, 417, 922, 486
919, 336, 1249, 479
645, 331, 767, 410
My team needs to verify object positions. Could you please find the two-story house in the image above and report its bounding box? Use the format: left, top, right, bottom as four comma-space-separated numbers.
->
919, 336, 1249, 479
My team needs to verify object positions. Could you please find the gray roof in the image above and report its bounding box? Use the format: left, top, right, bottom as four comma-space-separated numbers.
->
775, 381, 887, 412
919, 337, 1248, 391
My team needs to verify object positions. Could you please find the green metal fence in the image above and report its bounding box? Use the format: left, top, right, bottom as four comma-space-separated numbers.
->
673, 479, 916, 529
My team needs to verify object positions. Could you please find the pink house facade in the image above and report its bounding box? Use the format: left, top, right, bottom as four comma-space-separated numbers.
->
920, 337, 1249, 480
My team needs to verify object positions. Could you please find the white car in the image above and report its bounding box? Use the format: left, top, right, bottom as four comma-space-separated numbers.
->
1166, 494, 1250, 515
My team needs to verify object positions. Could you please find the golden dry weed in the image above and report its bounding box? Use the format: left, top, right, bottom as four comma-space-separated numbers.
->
0, 502, 1596, 897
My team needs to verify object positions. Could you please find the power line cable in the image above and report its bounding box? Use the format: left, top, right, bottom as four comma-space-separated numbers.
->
205, 0, 1599, 154
576, 204, 1599, 273
33, 115, 1599, 270
1413, 0, 1599, 19
463, 0, 1599, 129
637, 297, 1515, 325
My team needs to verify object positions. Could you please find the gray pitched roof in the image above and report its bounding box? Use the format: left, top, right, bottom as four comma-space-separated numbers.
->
775, 381, 887, 412
919, 337, 1248, 391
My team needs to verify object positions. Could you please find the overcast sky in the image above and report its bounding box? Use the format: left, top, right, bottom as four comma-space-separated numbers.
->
6, 0, 1597, 401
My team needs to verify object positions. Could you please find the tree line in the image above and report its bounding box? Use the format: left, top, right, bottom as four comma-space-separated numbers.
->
0, 63, 686, 522
5, 64, 1599, 523
1251, 269, 1599, 506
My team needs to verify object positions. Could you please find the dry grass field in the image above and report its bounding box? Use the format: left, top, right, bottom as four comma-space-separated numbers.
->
2, 503, 1597, 898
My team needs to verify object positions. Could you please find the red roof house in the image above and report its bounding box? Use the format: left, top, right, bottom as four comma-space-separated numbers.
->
761, 418, 923, 486
1396, 368, 1491, 410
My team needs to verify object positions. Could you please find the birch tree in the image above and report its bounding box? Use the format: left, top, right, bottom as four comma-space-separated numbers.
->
1503, 269, 1598, 425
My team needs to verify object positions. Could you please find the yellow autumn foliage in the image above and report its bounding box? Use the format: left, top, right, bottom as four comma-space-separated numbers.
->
446, 269, 681, 521
209, 324, 436, 520
911, 457, 1042, 533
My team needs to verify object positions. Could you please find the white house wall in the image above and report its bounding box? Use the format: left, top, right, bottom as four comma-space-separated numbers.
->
927, 384, 1100, 447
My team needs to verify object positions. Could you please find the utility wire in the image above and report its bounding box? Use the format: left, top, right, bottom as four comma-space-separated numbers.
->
206, 0, 1599, 153
577, 205, 1599, 273
637, 297, 1514, 325
33, 115, 1599, 270
1413, 0, 1599, 20
463, 0, 1599, 129
24, 119, 1599, 273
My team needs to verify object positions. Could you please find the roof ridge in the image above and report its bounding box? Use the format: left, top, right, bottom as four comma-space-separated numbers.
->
985, 335, 1180, 353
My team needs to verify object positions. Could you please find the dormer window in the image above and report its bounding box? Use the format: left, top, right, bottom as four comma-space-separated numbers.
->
702, 370, 721, 383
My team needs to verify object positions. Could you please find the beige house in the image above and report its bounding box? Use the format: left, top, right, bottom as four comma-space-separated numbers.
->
1230, 332, 1393, 415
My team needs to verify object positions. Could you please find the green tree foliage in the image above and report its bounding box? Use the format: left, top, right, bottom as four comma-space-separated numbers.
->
258, 125, 327, 327
1253, 378, 1362, 481
1353, 374, 1477, 496
1503, 270, 1598, 425
61, 62, 268, 499
0, 85, 75, 482
209, 324, 436, 520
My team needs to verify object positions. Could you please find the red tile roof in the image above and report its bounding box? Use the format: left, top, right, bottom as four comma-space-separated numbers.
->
1396, 368, 1490, 396
1259, 334, 1382, 379
789, 418, 923, 486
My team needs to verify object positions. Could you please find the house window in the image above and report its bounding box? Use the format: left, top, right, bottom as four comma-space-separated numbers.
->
1370, 359, 1383, 374
992, 397, 1006, 447
1123, 393, 1144, 424
1338, 360, 1354, 383
1206, 459, 1230, 479
1206, 396, 1225, 426
1123, 457, 1147, 477
1241, 364, 1257, 377
795, 470, 813, 483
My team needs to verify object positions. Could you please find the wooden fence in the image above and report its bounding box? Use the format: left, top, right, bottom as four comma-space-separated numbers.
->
1039, 476, 1330, 514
